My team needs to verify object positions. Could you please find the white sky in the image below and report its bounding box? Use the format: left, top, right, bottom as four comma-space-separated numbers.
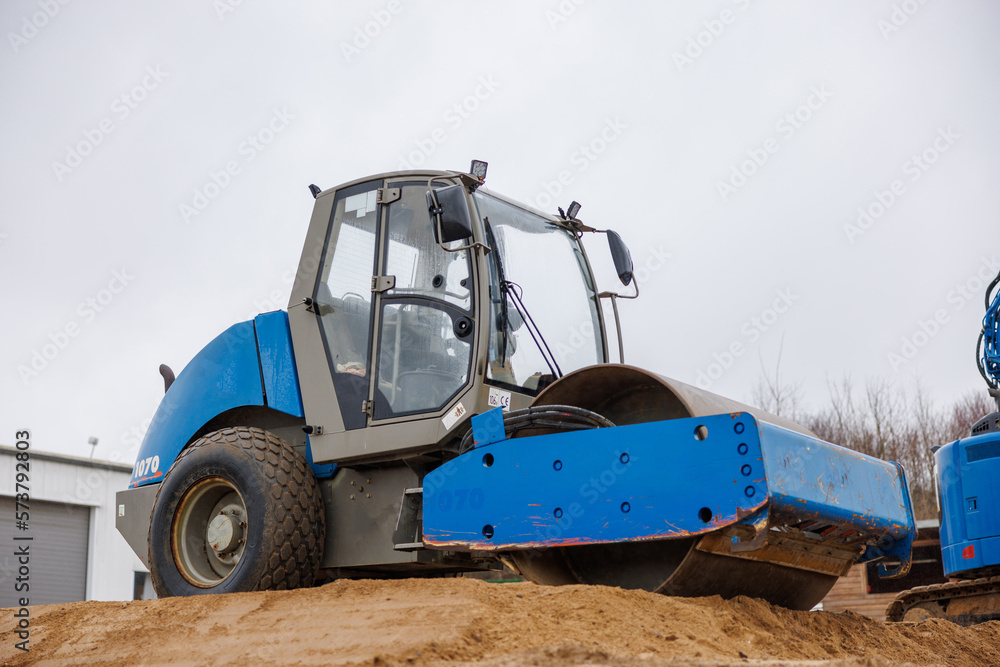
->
1, 1, 998, 463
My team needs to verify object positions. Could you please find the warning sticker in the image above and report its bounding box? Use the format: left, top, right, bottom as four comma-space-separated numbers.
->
442, 402, 467, 431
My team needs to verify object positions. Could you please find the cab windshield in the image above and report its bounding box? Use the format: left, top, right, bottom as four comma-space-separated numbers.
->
473, 191, 605, 394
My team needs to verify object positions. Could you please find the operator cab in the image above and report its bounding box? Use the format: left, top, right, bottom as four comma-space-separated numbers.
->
291, 161, 636, 463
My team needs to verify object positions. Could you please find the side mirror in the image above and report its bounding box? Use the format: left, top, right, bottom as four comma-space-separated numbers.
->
427, 184, 474, 243
606, 230, 634, 286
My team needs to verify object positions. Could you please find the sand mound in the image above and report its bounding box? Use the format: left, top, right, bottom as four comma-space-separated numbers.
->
2, 578, 998, 666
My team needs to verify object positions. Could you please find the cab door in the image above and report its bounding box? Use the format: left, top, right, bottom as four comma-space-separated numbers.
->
368, 181, 476, 422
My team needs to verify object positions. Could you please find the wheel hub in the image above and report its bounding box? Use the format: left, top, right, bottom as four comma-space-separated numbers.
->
206, 511, 242, 554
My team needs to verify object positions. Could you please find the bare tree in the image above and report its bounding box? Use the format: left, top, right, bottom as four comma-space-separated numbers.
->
946, 391, 995, 439
751, 335, 803, 419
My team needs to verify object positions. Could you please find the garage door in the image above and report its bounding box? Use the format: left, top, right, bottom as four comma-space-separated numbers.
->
0, 496, 90, 606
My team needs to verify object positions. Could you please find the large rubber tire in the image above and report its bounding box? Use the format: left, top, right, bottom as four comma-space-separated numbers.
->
148, 427, 325, 597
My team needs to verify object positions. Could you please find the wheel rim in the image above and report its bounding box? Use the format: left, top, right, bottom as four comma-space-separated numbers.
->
172, 477, 248, 587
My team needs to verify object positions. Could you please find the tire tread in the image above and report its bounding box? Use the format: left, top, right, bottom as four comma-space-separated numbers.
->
151, 426, 324, 595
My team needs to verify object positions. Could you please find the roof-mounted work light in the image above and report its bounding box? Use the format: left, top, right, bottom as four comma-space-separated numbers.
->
470, 159, 488, 183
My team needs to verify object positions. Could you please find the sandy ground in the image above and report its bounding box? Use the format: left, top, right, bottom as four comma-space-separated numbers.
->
1, 578, 998, 667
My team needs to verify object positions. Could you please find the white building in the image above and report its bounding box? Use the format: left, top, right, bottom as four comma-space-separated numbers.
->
0, 445, 152, 605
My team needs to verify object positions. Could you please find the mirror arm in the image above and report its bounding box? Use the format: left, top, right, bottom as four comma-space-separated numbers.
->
598, 278, 639, 301
597, 281, 638, 364
567, 220, 598, 234
610, 293, 625, 364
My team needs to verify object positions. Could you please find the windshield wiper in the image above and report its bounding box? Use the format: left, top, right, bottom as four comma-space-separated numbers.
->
503, 280, 563, 380
485, 217, 563, 380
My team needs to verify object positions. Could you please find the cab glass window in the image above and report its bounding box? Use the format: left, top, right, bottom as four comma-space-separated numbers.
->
474, 192, 604, 394
315, 183, 380, 430
373, 302, 472, 418
382, 185, 472, 311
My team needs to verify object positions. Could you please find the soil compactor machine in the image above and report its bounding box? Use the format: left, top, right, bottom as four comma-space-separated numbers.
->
887, 262, 1000, 624
117, 162, 917, 609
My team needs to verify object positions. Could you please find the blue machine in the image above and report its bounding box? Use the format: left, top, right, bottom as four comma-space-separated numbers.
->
887, 262, 1000, 624
938, 263, 1000, 578
936, 432, 1000, 578
114, 163, 919, 606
